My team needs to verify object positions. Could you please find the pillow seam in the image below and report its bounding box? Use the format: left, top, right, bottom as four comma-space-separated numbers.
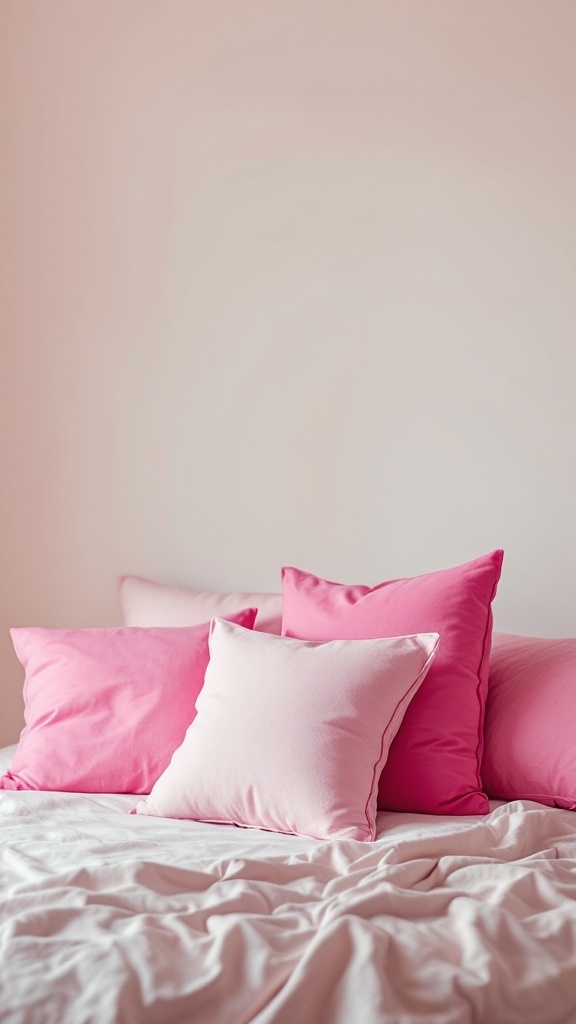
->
474, 554, 504, 809
364, 644, 438, 832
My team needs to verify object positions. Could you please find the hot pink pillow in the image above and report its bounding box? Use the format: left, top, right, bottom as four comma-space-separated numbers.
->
0, 608, 257, 794
136, 619, 439, 841
281, 550, 504, 815
119, 575, 282, 634
482, 633, 576, 809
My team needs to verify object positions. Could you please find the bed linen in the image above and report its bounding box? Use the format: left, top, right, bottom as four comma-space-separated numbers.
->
1, 744, 576, 1024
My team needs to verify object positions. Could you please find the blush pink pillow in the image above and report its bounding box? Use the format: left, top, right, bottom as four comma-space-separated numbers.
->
281, 550, 504, 815
136, 618, 439, 841
0, 608, 257, 794
482, 633, 576, 809
119, 575, 282, 634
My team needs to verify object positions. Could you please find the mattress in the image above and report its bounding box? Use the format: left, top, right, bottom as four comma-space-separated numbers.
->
1, 743, 576, 1024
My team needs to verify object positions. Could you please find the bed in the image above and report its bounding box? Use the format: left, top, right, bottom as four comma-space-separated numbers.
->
3, 555, 576, 1022
2, 738, 576, 1024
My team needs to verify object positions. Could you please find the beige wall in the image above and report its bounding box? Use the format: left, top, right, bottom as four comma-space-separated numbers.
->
1, 1, 575, 744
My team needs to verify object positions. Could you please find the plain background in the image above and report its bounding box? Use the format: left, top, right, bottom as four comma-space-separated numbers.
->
1, 1, 575, 745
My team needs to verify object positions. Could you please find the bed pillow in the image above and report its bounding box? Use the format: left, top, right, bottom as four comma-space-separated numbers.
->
136, 618, 439, 841
482, 632, 576, 808
0, 608, 257, 794
119, 574, 282, 634
281, 550, 504, 816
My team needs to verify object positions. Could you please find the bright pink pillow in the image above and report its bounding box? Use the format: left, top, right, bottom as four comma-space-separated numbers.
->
482, 633, 576, 808
0, 608, 257, 794
282, 550, 504, 815
136, 619, 439, 841
119, 575, 282, 634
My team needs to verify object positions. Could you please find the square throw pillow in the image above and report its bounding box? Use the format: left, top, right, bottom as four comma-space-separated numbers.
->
0, 608, 257, 794
281, 550, 504, 815
135, 618, 439, 841
482, 632, 576, 809
119, 575, 282, 634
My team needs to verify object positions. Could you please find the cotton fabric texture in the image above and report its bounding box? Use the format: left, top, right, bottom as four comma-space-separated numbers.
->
1, 609, 257, 793
482, 632, 576, 808
136, 618, 439, 841
119, 574, 282, 634
281, 550, 504, 815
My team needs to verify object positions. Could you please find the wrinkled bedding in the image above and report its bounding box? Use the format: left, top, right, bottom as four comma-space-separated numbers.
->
1, 744, 576, 1024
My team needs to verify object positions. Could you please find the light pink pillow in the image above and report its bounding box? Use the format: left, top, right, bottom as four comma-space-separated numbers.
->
119, 575, 282, 634
281, 550, 504, 816
136, 618, 439, 841
0, 608, 257, 794
482, 632, 576, 809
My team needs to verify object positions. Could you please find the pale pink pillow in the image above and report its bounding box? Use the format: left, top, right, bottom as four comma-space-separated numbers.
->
281, 550, 504, 816
0, 608, 257, 794
119, 574, 282, 634
136, 618, 439, 841
482, 632, 576, 809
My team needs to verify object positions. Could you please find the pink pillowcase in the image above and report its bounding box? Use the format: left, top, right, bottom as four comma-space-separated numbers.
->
119, 575, 282, 634
281, 550, 504, 815
136, 619, 439, 841
0, 608, 257, 794
482, 632, 576, 809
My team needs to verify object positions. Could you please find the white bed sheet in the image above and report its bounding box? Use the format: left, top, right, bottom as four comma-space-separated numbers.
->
1, 744, 576, 1023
